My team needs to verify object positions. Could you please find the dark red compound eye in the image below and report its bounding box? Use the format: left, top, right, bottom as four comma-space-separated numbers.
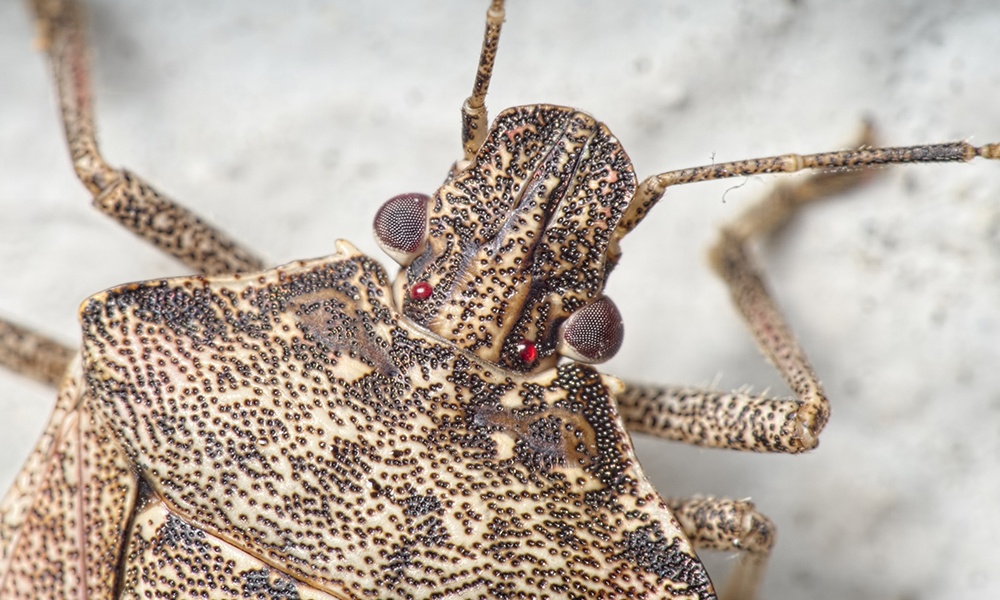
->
516, 339, 538, 364
556, 296, 624, 363
409, 281, 433, 301
373, 192, 430, 266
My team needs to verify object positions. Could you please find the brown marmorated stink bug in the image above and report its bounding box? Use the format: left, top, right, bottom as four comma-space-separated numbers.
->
2, 0, 1000, 598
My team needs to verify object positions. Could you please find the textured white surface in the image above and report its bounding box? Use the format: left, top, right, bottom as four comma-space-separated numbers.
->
1, 1, 999, 598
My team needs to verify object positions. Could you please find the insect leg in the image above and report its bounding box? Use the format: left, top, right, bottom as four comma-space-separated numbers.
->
28, 0, 263, 276
460, 0, 506, 165
618, 383, 824, 452
616, 125, 886, 453
0, 320, 73, 388
665, 496, 774, 600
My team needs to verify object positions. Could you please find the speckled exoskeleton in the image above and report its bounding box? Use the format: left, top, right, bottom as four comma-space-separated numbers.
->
1, 0, 999, 598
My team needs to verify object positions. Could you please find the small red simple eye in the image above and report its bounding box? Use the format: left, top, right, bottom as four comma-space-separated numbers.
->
557, 296, 624, 364
517, 339, 538, 364
373, 192, 430, 266
410, 281, 433, 301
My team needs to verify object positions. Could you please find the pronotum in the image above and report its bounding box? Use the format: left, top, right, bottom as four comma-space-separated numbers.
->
1, 1, 999, 598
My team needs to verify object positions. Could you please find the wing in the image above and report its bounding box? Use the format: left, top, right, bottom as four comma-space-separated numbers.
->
0, 359, 138, 598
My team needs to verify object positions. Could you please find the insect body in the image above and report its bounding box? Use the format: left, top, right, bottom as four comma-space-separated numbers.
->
2, 1, 1000, 599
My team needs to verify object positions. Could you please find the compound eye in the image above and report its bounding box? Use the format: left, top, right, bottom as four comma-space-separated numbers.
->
373, 193, 430, 266
557, 296, 624, 364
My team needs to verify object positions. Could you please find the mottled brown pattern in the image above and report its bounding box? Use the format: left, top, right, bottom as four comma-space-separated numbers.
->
92, 169, 266, 276
405, 105, 636, 372
77, 245, 713, 599
120, 498, 341, 599
665, 498, 774, 557
616, 384, 813, 453
0, 362, 83, 575
0, 361, 138, 599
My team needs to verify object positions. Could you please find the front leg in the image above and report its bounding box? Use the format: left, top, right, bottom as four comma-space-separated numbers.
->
620, 125, 884, 453
618, 383, 824, 453
30, 0, 263, 276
